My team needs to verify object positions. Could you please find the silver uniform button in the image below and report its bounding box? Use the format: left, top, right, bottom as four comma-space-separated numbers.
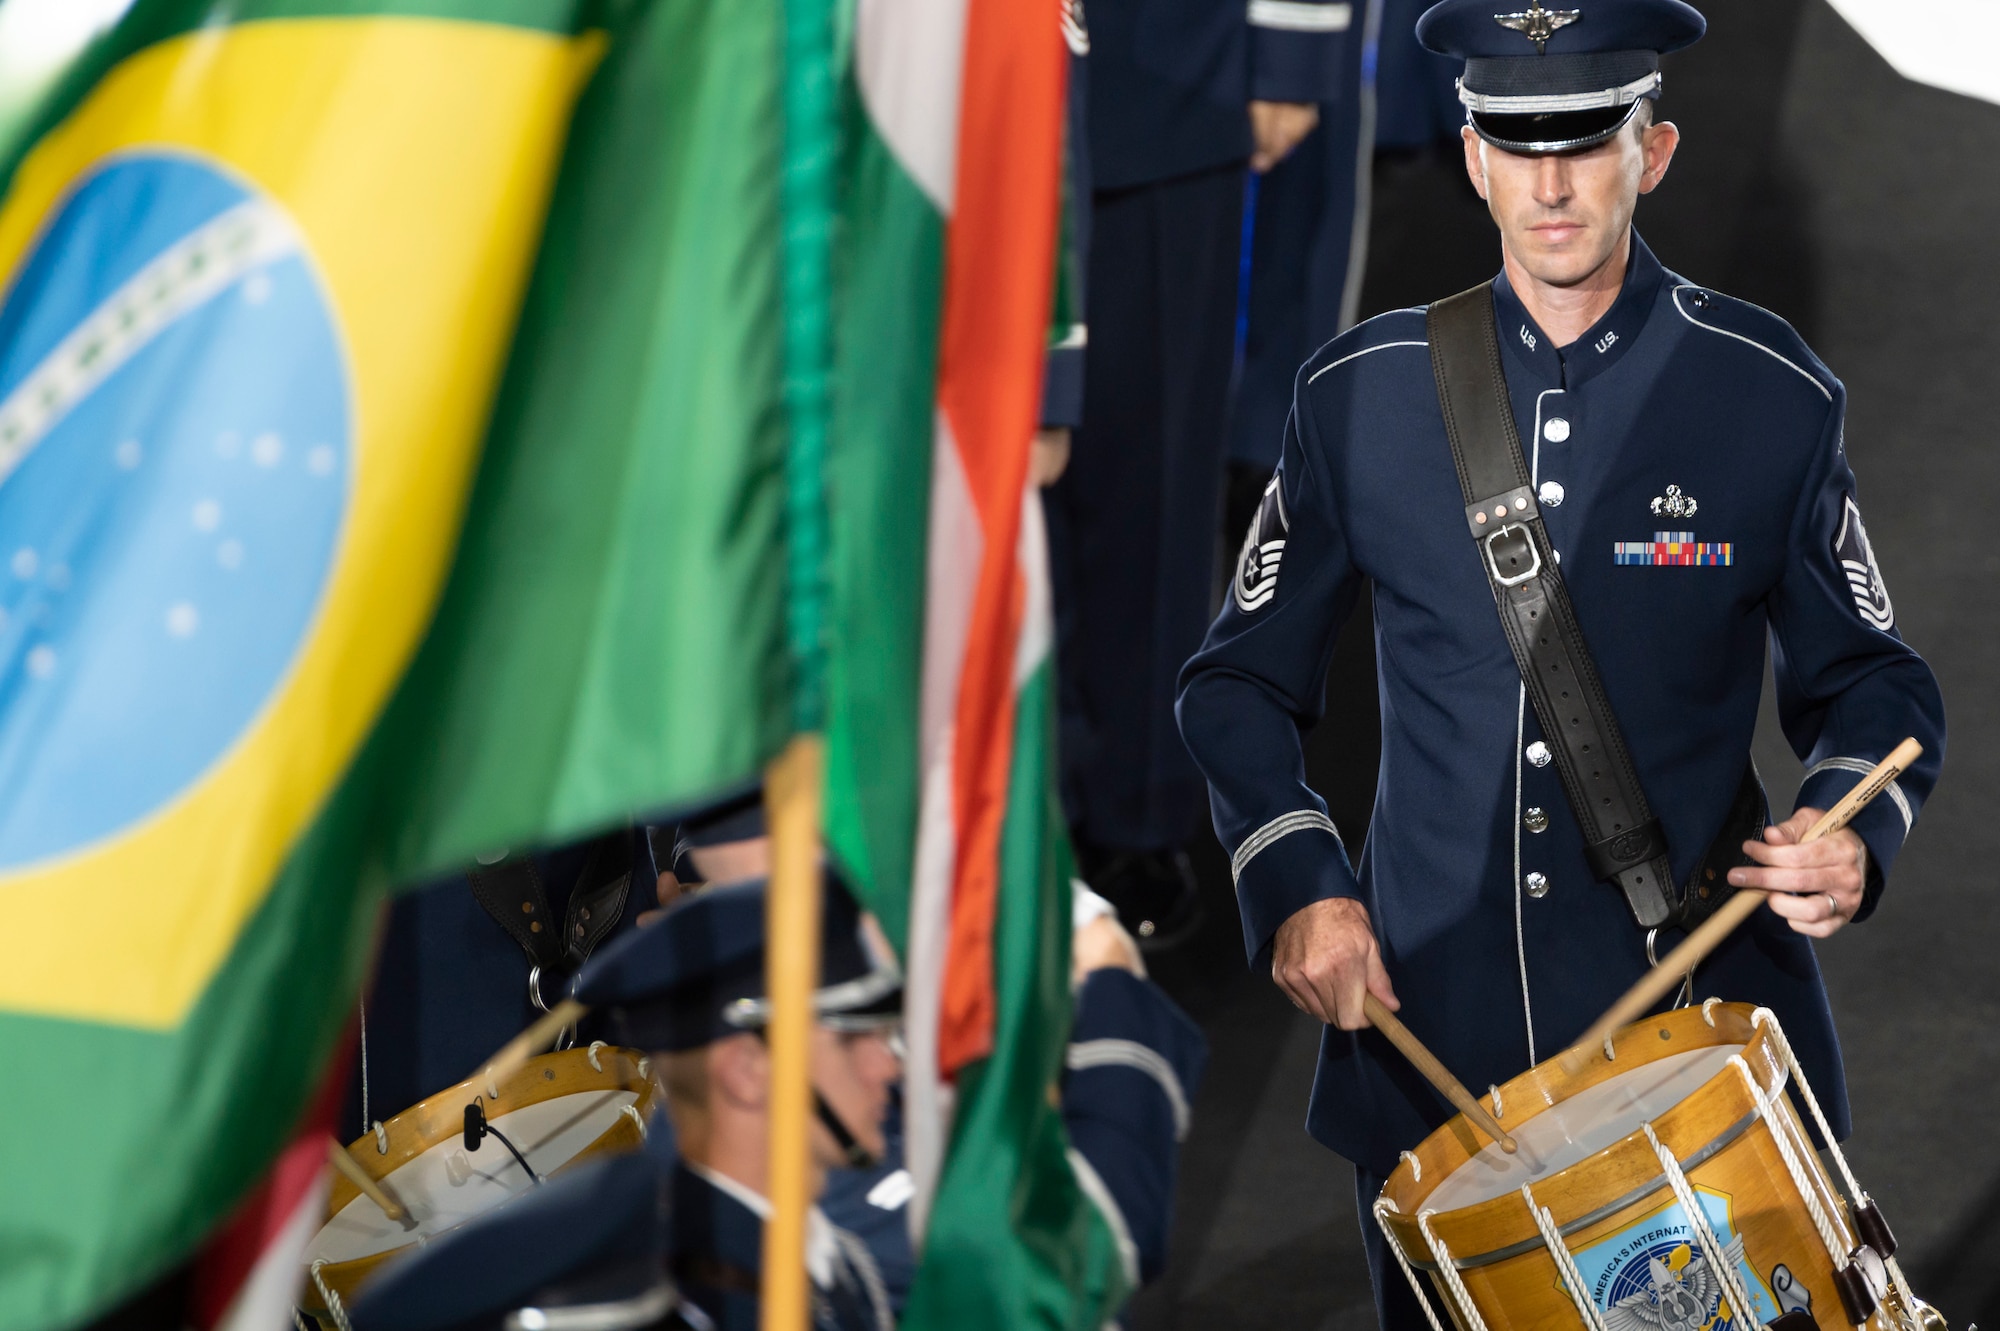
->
1524, 806, 1548, 834
1543, 417, 1571, 443
1524, 871, 1550, 898
1525, 740, 1551, 767
1538, 480, 1565, 508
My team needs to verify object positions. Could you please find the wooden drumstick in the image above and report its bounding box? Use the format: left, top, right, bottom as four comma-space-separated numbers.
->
1558, 738, 1923, 1076
1365, 993, 1518, 1154
478, 999, 588, 1096
326, 1139, 408, 1223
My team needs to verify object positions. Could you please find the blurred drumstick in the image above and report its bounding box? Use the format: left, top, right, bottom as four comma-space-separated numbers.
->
1365, 993, 1518, 1154
479, 999, 587, 1095
1559, 737, 1922, 1076
326, 1139, 408, 1223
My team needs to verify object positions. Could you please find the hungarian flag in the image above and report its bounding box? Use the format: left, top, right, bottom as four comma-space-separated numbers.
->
824, 0, 1131, 1324
0, 0, 802, 1324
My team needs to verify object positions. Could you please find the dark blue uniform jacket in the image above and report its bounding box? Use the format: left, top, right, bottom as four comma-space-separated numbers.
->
819, 968, 1207, 1305
1087, 0, 1355, 190
1177, 232, 1946, 1176
670, 1164, 890, 1331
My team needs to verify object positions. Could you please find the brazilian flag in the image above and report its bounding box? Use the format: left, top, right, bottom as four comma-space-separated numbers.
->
0, 0, 813, 1323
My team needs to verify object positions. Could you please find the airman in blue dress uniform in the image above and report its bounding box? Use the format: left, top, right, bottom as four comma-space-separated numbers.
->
1047, 0, 1358, 940
1174, 1, 1946, 1325
576, 877, 902, 1331
574, 875, 1205, 1329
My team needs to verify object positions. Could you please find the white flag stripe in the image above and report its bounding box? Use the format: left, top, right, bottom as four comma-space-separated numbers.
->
214, 1170, 327, 1331
854, 0, 971, 212
1013, 480, 1051, 686
904, 414, 981, 1242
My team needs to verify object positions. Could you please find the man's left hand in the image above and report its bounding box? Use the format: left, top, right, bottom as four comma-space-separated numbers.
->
1728, 807, 1868, 938
1249, 101, 1319, 173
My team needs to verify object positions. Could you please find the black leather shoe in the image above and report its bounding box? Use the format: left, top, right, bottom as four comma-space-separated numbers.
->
1077, 845, 1205, 951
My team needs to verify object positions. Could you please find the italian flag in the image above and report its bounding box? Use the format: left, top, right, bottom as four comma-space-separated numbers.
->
825, 0, 1131, 1323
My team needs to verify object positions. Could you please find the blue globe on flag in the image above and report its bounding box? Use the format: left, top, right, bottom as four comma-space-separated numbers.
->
0, 152, 350, 868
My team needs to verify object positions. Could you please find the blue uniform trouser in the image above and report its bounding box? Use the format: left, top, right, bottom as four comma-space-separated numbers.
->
1048, 161, 1244, 851
1356, 1168, 1447, 1330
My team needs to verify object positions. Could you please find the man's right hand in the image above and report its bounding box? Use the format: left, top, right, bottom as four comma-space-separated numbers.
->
1271, 896, 1399, 1030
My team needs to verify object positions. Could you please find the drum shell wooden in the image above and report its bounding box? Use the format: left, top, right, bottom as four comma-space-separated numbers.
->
299, 1045, 656, 1320
1377, 1003, 1878, 1331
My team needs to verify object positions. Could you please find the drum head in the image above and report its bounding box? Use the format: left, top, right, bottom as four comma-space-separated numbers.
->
305, 1085, 643, 1264
1424, 1043, 1743, 1211
299, 1046, 655, 1315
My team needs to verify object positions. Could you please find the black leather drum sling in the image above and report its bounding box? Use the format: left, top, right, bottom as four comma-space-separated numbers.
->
1426, 283, 1763, 931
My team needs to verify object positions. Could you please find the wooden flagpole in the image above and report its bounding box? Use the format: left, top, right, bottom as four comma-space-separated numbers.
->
760, 734, 825, 1331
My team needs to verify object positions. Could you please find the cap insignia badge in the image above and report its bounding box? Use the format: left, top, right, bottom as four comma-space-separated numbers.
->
1650, 484, 1698, 519
1494, 0, 1582, 52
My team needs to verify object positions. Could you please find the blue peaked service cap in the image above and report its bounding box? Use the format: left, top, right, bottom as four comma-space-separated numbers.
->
349, 1155, 676, 1331
574, 874, 902, 1052
1416, 0, 1705, 152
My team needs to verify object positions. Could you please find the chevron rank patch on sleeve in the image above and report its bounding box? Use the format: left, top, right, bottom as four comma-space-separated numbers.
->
1232, 473, 1289, 613
1833, 495, 1894, 630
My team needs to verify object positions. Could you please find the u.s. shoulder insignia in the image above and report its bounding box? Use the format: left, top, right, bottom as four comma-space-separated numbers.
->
1233, 473, 1289, 613
1833, 496, 1894, 630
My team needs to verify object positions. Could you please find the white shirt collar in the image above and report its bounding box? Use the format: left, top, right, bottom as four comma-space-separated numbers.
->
684, 1162, 839, 1289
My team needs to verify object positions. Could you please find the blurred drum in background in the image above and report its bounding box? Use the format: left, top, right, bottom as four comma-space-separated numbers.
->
1373, 1002, 1948, 1331
299, 1044, 655, 1328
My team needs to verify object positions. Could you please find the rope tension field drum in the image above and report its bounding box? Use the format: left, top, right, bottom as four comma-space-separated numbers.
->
1374, 1002, 1949, 1331
300, 1044, 657, 1326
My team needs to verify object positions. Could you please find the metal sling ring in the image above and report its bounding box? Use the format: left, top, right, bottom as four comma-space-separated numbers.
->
527, 966, 579, 1051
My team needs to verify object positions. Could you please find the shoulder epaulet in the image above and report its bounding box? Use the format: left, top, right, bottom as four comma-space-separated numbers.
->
1302, 308, 1430, 387
1665, 282, 1840, 403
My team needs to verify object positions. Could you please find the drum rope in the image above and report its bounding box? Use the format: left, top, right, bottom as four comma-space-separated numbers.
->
1641, 1123, 1762, 1327
1400, 1151, 1421, 1183
1520, 1184, 1608, 1331
357, 999, 368, 1132
1727, 1055, 1852, 1267
1751, 1008, 1866, 1201
310, 1260, 352, 1331
1371, 1199, 1447, 1331
1416, 1210, 1491, 1331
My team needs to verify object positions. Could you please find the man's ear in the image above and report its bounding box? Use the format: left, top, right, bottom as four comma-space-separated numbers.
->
1461, 125, 1490, 200
1638, 119, 1680, 195
709, 1033, 769, 1112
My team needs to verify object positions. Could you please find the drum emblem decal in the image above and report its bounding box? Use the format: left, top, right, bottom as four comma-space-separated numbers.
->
1570, 1189, 1780, 1331
1602, 1243, 1736, 1331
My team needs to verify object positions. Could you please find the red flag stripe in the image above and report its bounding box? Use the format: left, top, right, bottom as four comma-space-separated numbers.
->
933, 0, 1067, 1075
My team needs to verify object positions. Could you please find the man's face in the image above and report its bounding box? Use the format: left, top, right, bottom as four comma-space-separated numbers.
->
808, 1024, 900, 1167
1462, 116, 1679, 290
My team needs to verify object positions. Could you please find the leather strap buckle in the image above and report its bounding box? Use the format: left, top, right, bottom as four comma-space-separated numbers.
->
1483, 523, 1541, 588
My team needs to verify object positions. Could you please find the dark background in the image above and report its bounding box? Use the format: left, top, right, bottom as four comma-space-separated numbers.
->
1132, 2, 2000, 1324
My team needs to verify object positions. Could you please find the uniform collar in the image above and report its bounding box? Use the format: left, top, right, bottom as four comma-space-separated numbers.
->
1493, 230, 1665, 389
682, 1162, 839, 1289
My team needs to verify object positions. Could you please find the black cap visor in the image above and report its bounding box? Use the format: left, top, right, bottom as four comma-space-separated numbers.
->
1469, 98, 1646, 154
